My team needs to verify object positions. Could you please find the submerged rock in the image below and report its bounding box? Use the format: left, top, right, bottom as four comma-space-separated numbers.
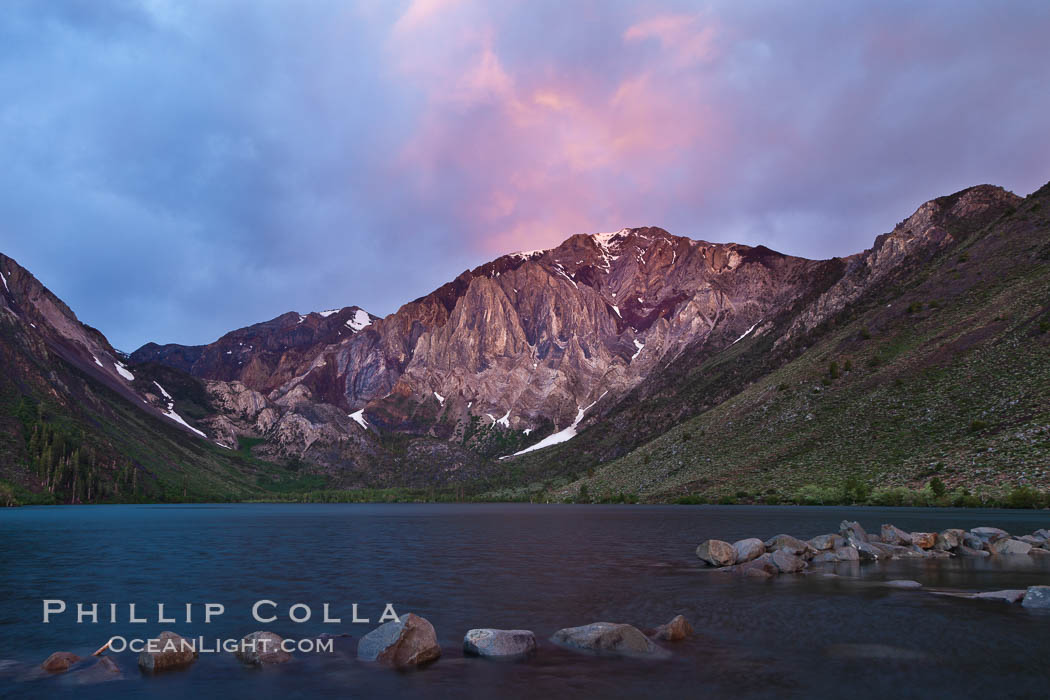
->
956, 545, 990, 558
732, 538, 765, 563
357, 613, 441, 668
70, 656, 122, 684
551, 622, 668, 657
235, 631, 292, 665
138, 631, 198, 672
649, 615, 693, 642
696, 539, 736, 567
884, 580, 922, 589
41, 652, 80, 673
463, 629, 536, 658
1021, 586, 1050, 609
974, 590, 1026, 603
729, 552, 779, 578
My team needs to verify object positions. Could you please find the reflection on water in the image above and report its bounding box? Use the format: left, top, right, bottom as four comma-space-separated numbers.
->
1, 504, 1048, 699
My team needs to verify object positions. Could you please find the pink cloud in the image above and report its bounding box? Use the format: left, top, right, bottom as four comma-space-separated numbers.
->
386, 8, 735, 255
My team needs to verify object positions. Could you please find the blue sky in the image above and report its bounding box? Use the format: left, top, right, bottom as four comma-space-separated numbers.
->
1, 0, 1048, 350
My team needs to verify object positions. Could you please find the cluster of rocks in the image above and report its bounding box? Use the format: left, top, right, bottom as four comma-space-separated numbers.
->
37, 613, 696, 680
696, 521, 1050, 579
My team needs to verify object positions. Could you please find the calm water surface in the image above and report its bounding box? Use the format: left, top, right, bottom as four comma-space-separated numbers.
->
1, 504, 1048, 699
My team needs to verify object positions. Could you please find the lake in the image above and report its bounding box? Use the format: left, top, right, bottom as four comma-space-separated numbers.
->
1, 504, 1048, 698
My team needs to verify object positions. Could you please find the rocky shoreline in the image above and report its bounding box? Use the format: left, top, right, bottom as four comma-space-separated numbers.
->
696, 520, 1050, 606
19, 520, 1050, 686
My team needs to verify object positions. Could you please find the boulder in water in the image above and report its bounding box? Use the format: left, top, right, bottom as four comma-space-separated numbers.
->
138, 631, 198, 672
357, 613, 441, 668
41, 652, 80, 673
69, 656, 122, 685
765, 534, 812, 555
970, 527, 1009, 543
772, 549, 807, 573
236, 631, 292, 665
551, 622, 668, 658
956, 544, 989, 557
974, 590, 1026, 603
807, 534, 844, 551
910, 532, 936, 549
696, 539, 736, 567
839, 521, 868, 544
463, 629, 536, 658
732, 538, 765, 563
880, 525, 913, 546
1021, 586, 1050, 609
990, 538, 1032, 556
649, 615, 694, 642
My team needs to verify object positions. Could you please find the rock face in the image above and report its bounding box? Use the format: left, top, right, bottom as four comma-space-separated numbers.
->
129, 228, 838, 464
137, 631, 198, 672
1021, 586, 1050, 609
235, 631, 292, 665
41, 652, 80, 673
732, 538, 766, 563
357, 613, 441, 667
551, 622, 668, 658
463, 629, 537, 658
780, 185, 1021, 343
696, 539, 736, 567
649, 615, 694, 642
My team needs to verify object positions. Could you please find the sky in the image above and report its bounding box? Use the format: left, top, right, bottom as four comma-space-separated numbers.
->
1, 1, 1048, 350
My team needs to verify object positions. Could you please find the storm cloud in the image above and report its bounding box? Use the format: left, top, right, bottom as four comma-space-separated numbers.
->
1, 0, 1047, 349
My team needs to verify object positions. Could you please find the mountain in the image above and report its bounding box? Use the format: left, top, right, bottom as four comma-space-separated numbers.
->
501, 184, 1050, 504
130, 228, 841, 465
2, 180, 1048, 504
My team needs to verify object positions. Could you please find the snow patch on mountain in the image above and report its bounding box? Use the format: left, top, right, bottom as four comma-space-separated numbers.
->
510, 393, 606, 456
349, 409, 369, 429
114, 362, 134, 381
153, 380, 206, 437
433, 391, 445, 405
346, 309, 372, 331
732, 321, 761, 345
631, 339, 645, 360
